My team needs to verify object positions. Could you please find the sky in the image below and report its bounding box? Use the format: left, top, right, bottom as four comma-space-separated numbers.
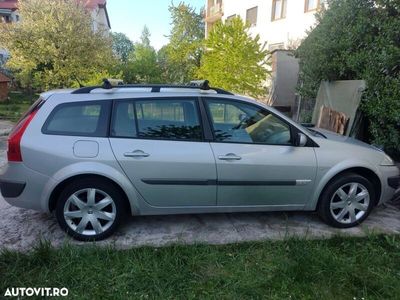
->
107, 0, 205, 50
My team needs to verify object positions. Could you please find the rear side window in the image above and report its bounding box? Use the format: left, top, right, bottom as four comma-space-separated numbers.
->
111, 99, 203, 141
42, 101, 111, 137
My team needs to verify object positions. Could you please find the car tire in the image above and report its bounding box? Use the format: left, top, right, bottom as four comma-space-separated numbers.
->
55, 178, 125, 241
317, 173, 376, 228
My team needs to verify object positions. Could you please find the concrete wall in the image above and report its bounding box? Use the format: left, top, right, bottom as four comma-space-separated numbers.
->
91, 6, 111, 32
269, 50, 300, 116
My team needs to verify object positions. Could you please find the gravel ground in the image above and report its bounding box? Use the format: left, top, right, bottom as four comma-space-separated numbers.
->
0, 120, 399, 251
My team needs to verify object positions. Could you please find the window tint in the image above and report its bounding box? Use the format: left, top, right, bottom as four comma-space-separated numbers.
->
136, 99, 202, 140
111, 102, 137, 138
43, 101, 110, 136
207, 100, 292, 145
112, 99, 202, 141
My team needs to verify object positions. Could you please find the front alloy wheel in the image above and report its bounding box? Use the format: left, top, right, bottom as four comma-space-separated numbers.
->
56, 178, 124, 241
330, 183, 370, 224
318, 173, 375, 228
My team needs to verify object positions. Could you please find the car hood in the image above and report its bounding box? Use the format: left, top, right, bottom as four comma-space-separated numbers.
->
311, 128, 382, 151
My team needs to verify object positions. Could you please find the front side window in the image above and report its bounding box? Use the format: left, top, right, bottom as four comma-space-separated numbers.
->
112, 99, 202, 141
272, 0, 287, 21
43, 101, 110, 136
207, 99, 292, 145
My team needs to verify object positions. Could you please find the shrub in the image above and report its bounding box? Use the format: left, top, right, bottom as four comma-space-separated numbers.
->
296, 0, 400, 156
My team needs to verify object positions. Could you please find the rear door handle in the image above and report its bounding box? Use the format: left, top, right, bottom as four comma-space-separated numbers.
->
218, 153, 242, 161
123, 150, 150, 158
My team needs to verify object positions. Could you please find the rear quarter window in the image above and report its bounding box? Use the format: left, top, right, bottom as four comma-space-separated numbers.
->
42, 101, 111, 137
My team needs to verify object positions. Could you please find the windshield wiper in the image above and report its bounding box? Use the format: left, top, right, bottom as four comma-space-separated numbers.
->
307, 128, 327, 139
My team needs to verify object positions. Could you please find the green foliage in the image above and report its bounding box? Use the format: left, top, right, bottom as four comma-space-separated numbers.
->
197, 17, 270, 98
1, 235, 400, 299
163, 2, 205, 83
0, 91, 36, 121
79, 70, 124, 87
111, 32, 134, 62
296, 0, 400, 154
123, 26, 161, 84
0, 0, 115, 90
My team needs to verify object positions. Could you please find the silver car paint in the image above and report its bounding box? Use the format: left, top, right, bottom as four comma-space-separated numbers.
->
209, 142, 317, 207
110, 138, 217, 207
0, 89, 398, 216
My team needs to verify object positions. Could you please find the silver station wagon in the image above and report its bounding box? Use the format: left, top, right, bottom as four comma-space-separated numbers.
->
0, 81, 399, 240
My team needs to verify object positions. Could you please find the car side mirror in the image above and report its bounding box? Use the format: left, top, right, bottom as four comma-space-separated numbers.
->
238, 113, 247, 122
295, 133, 308, 147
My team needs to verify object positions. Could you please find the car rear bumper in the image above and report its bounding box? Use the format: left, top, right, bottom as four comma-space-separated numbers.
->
0, 162, 51, 211
0, 180, 26, 197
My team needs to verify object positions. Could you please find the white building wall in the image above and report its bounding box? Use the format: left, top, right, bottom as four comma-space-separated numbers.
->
90, 6, 110, 32
221, 0, 318, 49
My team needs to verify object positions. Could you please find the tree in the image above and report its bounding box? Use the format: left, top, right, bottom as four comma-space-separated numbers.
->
112, 32, 134, 62
197, 17, 270, 98
124, 26, 161, 83
140, 25, 151, 48
296, 0, 400, 156
164, 2, 204, 83
0, 0, 114, 90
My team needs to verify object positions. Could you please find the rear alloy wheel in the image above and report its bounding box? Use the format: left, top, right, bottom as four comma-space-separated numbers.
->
56, 179, 124, 241
318, 173, 375, 228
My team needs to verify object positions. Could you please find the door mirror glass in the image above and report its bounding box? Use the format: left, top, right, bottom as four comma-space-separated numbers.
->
296, 133, 308, 147
238, 113, 247, 122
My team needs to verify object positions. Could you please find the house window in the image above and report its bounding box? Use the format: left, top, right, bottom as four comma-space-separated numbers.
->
271, 0, 287, 21
305, 0, 322, 12
0, 15, 11, 23
226, 14, 236, 23
246, 7, 258, 26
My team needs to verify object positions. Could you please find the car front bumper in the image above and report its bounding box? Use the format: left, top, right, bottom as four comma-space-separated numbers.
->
378, 166, 400, 204
387, 176, 400, 190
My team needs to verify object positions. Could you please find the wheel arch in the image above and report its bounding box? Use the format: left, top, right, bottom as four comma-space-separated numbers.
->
48, 174, 132, 213
314, 167, 382, 210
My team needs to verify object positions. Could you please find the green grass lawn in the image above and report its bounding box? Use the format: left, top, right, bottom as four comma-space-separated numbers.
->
0, 91, 38, 122
1, 235, 399, 299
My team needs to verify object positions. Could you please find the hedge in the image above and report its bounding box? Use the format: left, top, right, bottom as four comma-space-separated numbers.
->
296, 0, 400, 157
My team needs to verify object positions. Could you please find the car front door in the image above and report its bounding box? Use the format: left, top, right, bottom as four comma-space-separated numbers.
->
109, 97, 217, 207
203, 97, 317, 208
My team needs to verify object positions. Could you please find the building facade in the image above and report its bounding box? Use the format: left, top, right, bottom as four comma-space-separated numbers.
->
206, 0, 324, 49
205, 0, 325, 118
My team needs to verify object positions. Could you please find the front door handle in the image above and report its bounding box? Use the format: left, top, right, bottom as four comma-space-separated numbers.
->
218, 153, 242, 161
123, 150, 150, 158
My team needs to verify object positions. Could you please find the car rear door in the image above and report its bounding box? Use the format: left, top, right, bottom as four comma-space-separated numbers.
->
203, 97, 317, 208
109, 97, 217, 207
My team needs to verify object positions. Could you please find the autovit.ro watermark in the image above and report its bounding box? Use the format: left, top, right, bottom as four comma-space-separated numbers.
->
4, 287, 68, 297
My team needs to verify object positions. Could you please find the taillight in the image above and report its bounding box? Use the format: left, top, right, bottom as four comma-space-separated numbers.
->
7, 110, 38, 162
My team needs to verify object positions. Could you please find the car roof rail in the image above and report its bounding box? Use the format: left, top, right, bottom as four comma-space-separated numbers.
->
71, 79, 234, 95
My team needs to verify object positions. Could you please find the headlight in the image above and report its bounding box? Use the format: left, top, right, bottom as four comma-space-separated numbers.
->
380, 154, 395, 166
